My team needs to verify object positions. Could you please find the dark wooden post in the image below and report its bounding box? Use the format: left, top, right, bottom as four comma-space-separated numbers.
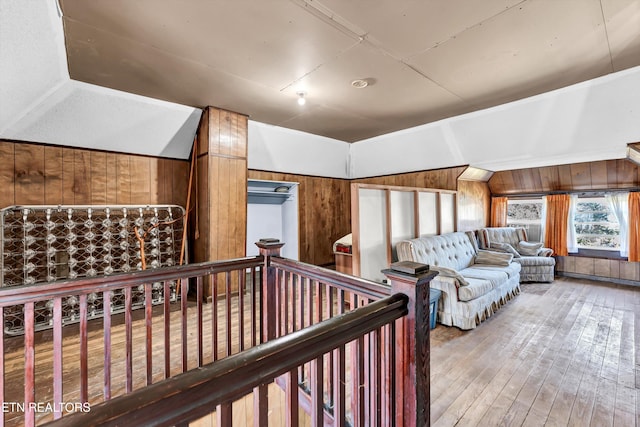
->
256, 240, 284, 343
255, 240, 284, 427
382, 267, 437, 427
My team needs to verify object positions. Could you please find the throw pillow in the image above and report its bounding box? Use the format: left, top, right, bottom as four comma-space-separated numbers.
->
489, 242, 521, 258
431, 266, 469, 286
474, 249, 513, 266
517, 241, 543, 256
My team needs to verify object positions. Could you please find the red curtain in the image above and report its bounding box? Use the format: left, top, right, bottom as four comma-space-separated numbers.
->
490, 197, 508, 227
544, 194, 570, 256
629, 192, 640, 262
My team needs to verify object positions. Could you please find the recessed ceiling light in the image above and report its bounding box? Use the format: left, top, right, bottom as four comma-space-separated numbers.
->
351, 79, 369, 89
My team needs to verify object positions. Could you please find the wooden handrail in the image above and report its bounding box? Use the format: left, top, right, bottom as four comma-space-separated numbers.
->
0, 256, 263, 306
43, 293, 409, 427
271, 257, 391, 300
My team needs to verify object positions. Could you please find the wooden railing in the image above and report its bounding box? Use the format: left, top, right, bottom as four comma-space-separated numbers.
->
2, 241, 436, 426
44, 293, 410, 427
0, 256, 264, 427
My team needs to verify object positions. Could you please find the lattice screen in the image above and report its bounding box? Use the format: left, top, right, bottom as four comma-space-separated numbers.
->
0, 205, 186, 334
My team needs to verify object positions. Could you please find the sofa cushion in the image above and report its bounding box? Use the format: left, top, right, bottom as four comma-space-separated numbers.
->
513, 256, 556, 267
474, 250, 513, 266
460, 268, 509, 289
478, 227, 522, 249
490, 242, 521, 258
517, 241, 543, 256
465, 262, 521, 279
431, 266, 469, 286
457, 277, 496, 302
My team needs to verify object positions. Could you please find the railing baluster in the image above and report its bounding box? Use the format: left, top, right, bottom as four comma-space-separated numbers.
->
79, 294, 88, 403
372, 328, 382, 426
103, 290, 112, 400
53, 297, 63, 419
283, 271, 290, 335
181, 277, 188, 372
299, 276, 305, 330
197, 276, 203, 366
285, 368, 299, 427
163, 281, 171, 378
217, 402, 232, 427
0, 307, 4, 427
333, 344, 346, 427
24, 302, 35, 427
253, 384, 268, 426
212, 273, 218, 361
145, 283, 153, 386
125, 287, 133, 392
354, 337, 365, 426
225, 272, 232, 356
311, 356, 323, 426
250, 267, 257, 347
291, 274, 297, 332
239, 270, 245, 351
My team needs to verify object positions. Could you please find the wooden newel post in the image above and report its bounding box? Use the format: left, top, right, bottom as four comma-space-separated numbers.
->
256, 240, 285, 343
382, 267, 438, 427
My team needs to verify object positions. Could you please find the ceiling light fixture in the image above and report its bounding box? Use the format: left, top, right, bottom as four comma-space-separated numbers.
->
351, 79, 369, 89
296, 91, 306, 106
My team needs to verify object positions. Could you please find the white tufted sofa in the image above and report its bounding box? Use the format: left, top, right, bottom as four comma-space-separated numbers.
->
396, 231, 521, 330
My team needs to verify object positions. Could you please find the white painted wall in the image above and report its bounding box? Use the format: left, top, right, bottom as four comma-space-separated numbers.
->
0, 1, 201, 160
0, 0, 68, 134
248, 120, 350, 179
350, 65, 640, 177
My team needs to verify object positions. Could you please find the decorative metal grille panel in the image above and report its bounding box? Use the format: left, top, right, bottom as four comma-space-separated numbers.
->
1, 205, 186, 334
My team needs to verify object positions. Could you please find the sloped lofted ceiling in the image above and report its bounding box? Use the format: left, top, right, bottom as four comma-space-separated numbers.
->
60, 0, 640, 142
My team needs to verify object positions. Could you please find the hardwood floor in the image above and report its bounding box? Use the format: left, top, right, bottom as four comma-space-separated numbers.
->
430, 277, 640, 426
2, 277, 638, 426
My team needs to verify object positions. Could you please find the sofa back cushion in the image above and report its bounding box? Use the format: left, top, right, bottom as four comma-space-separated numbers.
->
477, 227, 527, 249
396, 231, 477, 271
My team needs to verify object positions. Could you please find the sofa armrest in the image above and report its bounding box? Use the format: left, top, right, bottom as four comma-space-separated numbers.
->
537, 247, 554, 257
428, 275, 463, 303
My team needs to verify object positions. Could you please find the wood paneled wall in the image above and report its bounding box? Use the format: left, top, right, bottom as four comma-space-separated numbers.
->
457, 180, 491, 231
248, 170, 351, 266
0, 140, 189, 208
489, 159, 640, 195
353, 166, 466, 191
194, 108, 247, 271
556, 256, 640, 283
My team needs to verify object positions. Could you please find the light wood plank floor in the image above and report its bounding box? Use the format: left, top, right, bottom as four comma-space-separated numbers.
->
430, 277, 640, 426
3, 277, 639, 426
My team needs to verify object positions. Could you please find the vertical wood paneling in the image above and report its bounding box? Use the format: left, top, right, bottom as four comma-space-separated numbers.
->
61, 148, 75, 204
14, 144, 45, 204
489, 159, 640, 194
73, 150, 91, 204
116, 155, 131, 204
105, 153, 119, 205
0, 141, 15, 207
149, 158, 159, 204
44, 146, 63, 204
194, 107, 248, 298
570, 163, 592, 190
130, 156, 151, 204
0, 140, 189, 211
90, 151, 107, 205
457, 180, 491, 231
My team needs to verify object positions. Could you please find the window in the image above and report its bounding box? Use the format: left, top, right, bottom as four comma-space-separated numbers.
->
574, 197, 620, 250
507, 198, 544, 242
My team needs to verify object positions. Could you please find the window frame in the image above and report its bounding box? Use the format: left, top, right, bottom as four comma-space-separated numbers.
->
573, 196, 620, 252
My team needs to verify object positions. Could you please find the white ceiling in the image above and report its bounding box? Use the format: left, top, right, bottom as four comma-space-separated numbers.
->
1, 0, 640, 176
